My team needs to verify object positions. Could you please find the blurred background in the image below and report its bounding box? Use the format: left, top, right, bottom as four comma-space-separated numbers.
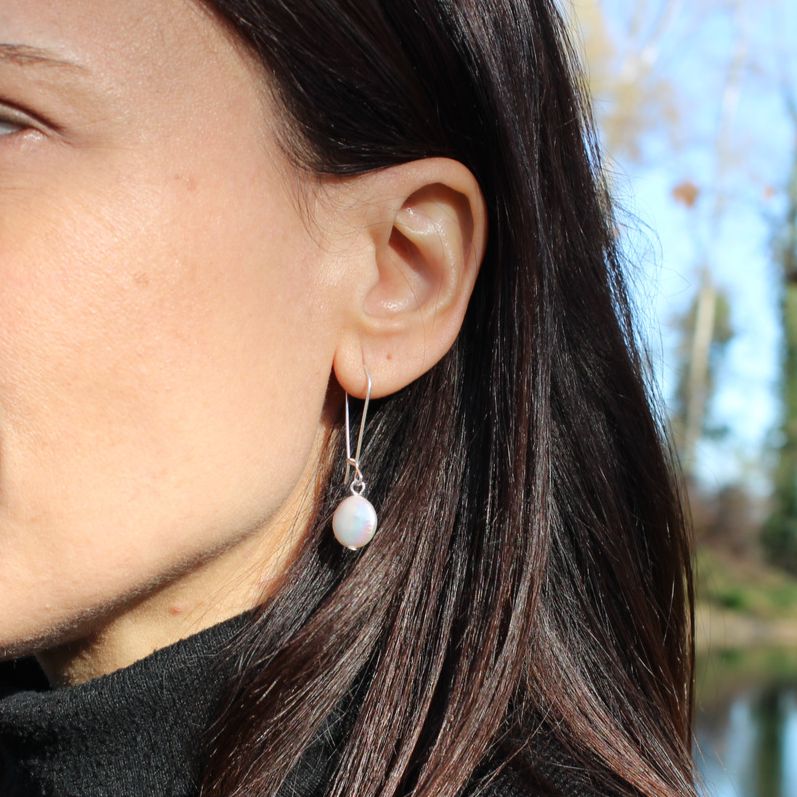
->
569, 1, 797, 794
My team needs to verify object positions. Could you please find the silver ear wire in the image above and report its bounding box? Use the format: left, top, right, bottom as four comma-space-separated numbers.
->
343, 366, 371, 491
332, 366, 378, 550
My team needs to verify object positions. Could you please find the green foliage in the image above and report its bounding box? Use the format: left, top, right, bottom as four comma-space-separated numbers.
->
696, 546, 797, 619
714, 586, 749, 611
769, 582, 797, 610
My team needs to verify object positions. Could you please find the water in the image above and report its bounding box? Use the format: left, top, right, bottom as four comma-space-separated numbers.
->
695, 647, 797, 797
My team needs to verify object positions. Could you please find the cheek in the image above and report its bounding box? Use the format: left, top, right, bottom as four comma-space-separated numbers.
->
0, 152, 332, 646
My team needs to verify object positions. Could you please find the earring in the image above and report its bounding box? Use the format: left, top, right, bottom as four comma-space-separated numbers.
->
332, 366, 378, 550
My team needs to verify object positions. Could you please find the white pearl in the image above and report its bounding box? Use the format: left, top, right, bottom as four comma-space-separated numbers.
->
332, 494, 378, 550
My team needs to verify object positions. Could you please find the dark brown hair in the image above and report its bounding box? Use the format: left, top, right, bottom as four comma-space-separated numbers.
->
193, 2, 697, 795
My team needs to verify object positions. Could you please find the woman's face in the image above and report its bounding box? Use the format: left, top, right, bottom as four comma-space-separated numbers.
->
0, 0, 344, 665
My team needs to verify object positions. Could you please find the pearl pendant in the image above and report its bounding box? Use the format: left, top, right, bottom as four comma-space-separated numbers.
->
332, 493, 378, 550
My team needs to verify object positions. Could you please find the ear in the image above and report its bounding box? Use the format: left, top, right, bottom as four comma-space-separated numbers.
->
330, 157, 488, 400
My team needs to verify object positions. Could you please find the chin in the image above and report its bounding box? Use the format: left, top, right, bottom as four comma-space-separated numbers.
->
0, 602, 77, 662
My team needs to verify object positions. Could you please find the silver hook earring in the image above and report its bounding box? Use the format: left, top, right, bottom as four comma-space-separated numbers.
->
332, 366, 378, 550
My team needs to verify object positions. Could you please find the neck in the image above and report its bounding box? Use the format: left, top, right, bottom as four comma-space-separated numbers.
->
35, 521, 296, 688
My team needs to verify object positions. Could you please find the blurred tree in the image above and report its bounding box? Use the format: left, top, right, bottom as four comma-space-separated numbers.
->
762, 104, 797, 574
667, 0, 748, 482
571, 0, 683, 164
709, 484, 758, 557
669, 272, 734, 473
683, 476, 760, 555
573, 0, 744, 483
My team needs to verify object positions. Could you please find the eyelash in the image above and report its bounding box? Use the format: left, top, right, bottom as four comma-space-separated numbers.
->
0, 101, 47, 142
0, 118, 25, 137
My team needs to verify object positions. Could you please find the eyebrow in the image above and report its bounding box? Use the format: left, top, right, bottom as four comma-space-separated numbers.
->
0, 43, 88, 73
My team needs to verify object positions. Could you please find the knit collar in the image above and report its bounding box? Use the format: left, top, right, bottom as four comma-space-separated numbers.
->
0, 609, 595, 797
0, 608, 262, 797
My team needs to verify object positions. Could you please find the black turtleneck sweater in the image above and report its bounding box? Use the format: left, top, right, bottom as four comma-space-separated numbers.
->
0, 609, 597, 797
0, 609, 263, 796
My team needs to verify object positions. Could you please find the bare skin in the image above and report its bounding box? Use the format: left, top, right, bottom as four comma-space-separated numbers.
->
0, 0, 487, 687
